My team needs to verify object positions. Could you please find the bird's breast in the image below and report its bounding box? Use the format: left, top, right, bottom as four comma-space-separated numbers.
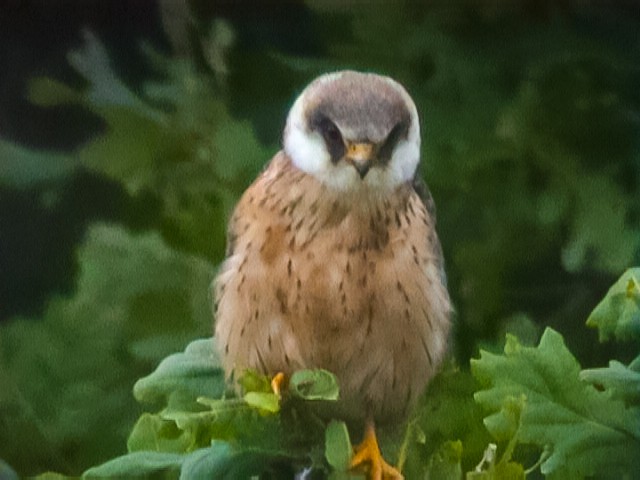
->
214, 154, 451, 422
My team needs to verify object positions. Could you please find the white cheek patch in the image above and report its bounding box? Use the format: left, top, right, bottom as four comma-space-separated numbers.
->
365, 137, 420, 191
388, 138, 420, 184
285, 126, 330, 175
284, 93, 333, 177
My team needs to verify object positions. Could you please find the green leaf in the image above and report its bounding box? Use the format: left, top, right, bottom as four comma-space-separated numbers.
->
289, 369, 340, 401
32, 474, 79, 480
472, 328, 640, 477
580, 360, 640, 405
75, 105, 175, 196
133, 338, 224, 409
466, 459, 525, 480
424, 440, 463, 480
178, 442, 280, 480
67, 29, 162, 121
481, 395, 525, 443
212, 118, 272, 184
237, 369, 272, 394
28, 77, 81, 107
82, 452, 184, 479
0, 459, 18, 480
327, 471, 364, 480
243, 392, 280, 413
160, 395, 285, 453
586, 268, 640, 342
398, 365, 492, 478
74, 225, 214, 363
561, 177, 640, 274
127, 413, 195, 453
324, 420, 352, 472
0, 139, 76, 188
492, 462, 524, 480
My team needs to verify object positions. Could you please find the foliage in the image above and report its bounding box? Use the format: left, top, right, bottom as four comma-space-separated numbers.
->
24, 28, 271, 262
0, 224, 213, 474
82, 339, 341, 479
25, 336, 479, 480
21, 268, 640, 479
1, 0, 640, 478
473, 330, 640, 478
586, 267, 640, 342
472, 268, 640, 479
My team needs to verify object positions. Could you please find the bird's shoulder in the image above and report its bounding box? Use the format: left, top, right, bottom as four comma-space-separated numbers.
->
412, 174, 448, 286
411, 174, 438, 226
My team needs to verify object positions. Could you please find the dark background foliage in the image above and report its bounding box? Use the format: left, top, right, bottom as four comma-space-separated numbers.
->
0, 0, 639, 476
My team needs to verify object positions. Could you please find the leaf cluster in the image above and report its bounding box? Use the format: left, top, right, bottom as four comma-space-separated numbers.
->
0, 224, 214, 474
82, 340, 345, 479
23, 269, 640, 480
472, 268, 640, 479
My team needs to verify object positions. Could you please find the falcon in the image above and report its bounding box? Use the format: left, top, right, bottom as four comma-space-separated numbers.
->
214, 71, 451, 479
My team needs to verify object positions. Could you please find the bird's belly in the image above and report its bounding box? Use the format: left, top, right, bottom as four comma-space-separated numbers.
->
215, 235, 450, 424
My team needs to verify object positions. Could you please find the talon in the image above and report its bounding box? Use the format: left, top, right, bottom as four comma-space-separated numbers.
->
350, 420, 403, 480
271, 372, 287, 396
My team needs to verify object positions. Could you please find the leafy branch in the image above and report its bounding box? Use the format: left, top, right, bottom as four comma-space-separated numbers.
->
472, 268, 640, 479
20, 269, 639, 480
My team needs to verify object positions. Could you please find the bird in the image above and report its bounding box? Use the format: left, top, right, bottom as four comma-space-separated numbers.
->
213, 71, 451, 479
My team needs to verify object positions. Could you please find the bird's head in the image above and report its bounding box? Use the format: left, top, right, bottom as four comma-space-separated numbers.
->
283, 71, 421, 192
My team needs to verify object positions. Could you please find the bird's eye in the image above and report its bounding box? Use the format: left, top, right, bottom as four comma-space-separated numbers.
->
322, 121, 342, 145
378, 120, 409, 162
312, 115, 345, 162
318, 117, 342, 144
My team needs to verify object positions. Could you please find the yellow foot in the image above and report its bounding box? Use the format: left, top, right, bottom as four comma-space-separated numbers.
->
350, 421, 404, 480
270, 372, 287, 397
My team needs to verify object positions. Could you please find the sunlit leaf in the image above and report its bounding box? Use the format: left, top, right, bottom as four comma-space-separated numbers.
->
586, 268, 640, 342
289, 369, 339, 401
237, 369, 272, 394
243, 392, 280, 413
324, 420, 352, 472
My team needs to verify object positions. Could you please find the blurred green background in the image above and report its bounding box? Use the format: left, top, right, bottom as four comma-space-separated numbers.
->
0, 0, 639, 476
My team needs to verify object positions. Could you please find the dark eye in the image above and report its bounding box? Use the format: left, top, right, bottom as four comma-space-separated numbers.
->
378, 120, 409, 162
313, 115, 345, 162
319, 117, 342, 145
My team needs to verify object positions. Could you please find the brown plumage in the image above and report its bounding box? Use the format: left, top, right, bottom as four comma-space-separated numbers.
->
213, 71, 451, 477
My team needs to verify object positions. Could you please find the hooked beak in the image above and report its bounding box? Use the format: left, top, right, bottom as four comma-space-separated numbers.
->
346, 142, 375, 179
